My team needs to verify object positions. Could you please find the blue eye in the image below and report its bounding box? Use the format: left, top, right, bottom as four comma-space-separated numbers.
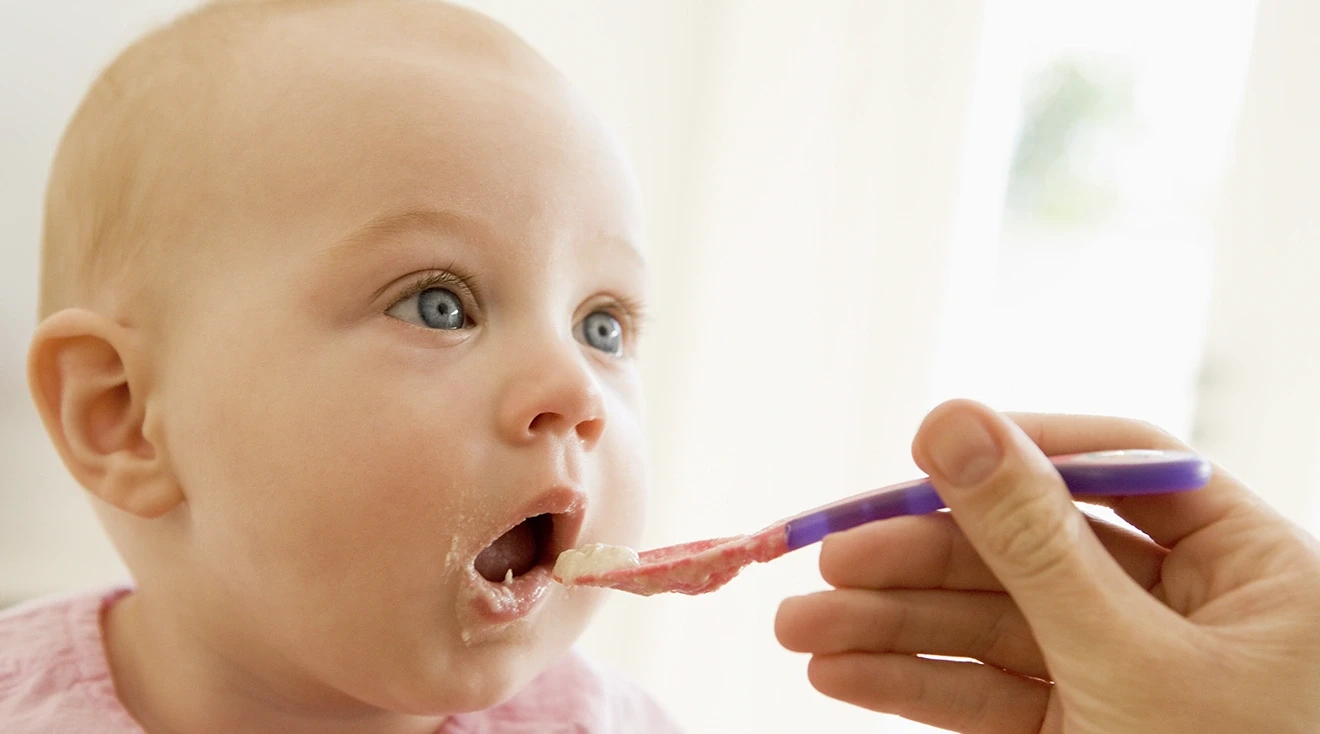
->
387, 287, 466, 330
580, 311, 623, 355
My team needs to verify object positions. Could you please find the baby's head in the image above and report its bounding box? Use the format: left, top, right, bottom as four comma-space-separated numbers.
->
29, 0, 648, 717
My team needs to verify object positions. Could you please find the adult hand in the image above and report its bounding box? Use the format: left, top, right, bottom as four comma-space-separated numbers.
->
776, 399, 1320, 733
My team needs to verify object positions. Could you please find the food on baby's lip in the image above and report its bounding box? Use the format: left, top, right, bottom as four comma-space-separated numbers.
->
552, 543, 642, 585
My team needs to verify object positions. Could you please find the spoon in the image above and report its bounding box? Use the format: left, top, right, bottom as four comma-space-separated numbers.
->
552, 449, 1212, 596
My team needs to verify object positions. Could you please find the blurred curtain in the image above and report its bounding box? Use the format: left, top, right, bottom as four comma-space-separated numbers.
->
1194, 0, 1320, 527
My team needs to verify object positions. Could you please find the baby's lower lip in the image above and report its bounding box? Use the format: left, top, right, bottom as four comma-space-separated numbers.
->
463, 565, 553, 625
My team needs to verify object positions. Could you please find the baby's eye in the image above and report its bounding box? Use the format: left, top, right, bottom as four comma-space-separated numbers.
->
387, 287, 467, 330
578, 311, 624, 356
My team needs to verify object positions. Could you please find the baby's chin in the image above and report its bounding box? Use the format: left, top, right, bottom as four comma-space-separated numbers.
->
358, 593, 594, 716
363, 652, 548, 717
375, 662, 530, 716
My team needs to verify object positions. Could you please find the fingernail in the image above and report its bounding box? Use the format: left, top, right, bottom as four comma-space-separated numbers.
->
926, 408, 1004, 487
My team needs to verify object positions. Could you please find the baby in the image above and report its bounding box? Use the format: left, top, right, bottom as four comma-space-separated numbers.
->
1, 0, 679, 732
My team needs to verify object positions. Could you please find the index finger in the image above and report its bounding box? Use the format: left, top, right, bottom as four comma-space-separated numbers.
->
818, 509, 1165, 593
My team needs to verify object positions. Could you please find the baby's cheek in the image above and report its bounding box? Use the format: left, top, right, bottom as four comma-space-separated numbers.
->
178, 356, 462, 575
598, 416, 650, 545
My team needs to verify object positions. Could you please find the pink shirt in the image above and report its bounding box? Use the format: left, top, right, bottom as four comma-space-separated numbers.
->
0, 587, 682, 733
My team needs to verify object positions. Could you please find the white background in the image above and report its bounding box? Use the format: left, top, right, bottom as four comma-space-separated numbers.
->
3, 1, 1318, 731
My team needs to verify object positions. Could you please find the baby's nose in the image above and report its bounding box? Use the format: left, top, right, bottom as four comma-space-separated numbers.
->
497, 348, 606, 449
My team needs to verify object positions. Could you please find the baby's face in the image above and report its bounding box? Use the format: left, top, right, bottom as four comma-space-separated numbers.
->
145, 13, 647, 714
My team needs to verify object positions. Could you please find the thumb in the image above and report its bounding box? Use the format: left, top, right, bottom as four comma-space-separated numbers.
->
912, 399, 1148, 650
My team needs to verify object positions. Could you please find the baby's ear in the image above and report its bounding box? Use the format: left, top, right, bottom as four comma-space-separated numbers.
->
27, 309, 182, 518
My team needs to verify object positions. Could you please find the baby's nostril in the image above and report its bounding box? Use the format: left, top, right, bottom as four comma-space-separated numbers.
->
528, 412, 560, 435
576, 417, 604, 445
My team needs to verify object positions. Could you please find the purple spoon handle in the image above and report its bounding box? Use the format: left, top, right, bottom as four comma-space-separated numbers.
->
783, 449, 1212, 552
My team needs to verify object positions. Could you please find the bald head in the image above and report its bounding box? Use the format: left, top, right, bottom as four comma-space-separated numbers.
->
39, 0, 555, 319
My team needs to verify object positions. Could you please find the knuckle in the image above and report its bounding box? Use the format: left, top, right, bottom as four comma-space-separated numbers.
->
960, 681, 1001, 733
972, 599, 1015, 661
877, 595, 908, 651
975, 473, 1082, 581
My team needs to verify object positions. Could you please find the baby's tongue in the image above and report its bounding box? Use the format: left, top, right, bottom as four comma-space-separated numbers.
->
474, 521, 538, 582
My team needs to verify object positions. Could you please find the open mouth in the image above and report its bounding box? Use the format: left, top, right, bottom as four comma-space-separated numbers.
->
474, 513, 556, 583
458, 489, 587, 633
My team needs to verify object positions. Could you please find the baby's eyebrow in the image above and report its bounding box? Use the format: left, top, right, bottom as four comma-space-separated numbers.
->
321, 206, 647, 269
322, 208, 499, 259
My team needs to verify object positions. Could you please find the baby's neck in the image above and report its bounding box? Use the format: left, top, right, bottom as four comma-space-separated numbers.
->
103, 590, 448, 734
